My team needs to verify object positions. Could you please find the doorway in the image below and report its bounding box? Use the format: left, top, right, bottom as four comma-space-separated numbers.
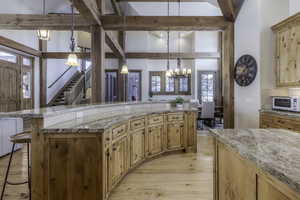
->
127, 71, 142, 102
0, 48, 34, 112
105, 70, 118, 102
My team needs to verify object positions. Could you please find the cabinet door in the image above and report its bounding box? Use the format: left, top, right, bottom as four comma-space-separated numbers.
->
148, 125, 163, 156
167, 123, 184, 150
130, 129, 145, 166
111, 136, 127, 186
257, 177, 291, 200
278, 29, 291, 85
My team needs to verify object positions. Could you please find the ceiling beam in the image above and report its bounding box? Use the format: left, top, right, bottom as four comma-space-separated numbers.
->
0, 36, 41, 57
217, 0, 245, 21
105, 32, 126, 58
111, 0, 123, 16
101, 16, 229, 30
42, 52, 220, 59
0, 14, 91, 30
72, 0, 125, 59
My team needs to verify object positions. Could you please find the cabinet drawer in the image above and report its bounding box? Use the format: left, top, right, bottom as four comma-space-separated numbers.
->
130, 118, 145, 130
167, 113, 184, 122
148, 115, 164, 125
112, 124, 127, 140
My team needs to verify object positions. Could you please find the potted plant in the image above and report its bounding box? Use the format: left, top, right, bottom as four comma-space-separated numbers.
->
173, 97, 184, 108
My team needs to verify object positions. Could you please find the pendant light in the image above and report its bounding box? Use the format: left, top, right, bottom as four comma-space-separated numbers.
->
120, 16, 129, 74
66, 0, 79, 67
166, 0, 173, 78
37, 0, 50, 40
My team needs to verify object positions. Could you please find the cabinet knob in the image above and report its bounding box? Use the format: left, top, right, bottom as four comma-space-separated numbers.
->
106, 138, 110, 141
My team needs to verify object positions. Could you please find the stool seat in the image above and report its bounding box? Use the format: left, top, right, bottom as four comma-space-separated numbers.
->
10, 131, 31, 144
1, 131, 31, 200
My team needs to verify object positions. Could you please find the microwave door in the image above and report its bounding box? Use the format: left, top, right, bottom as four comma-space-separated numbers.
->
273, 98, 292, 111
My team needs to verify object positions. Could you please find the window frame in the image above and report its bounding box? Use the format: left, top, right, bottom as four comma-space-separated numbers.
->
149, 71, 191, 96
198, 70, 220, 105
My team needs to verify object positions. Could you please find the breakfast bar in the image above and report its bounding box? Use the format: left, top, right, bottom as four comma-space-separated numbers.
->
0, 102, 197, 200
210, 129, 300, 200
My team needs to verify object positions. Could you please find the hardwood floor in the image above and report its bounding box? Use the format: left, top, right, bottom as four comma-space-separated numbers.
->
0, 134, 214, 200
109, 134, 214, 200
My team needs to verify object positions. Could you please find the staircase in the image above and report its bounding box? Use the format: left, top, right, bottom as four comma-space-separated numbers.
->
49, 72, 85, 106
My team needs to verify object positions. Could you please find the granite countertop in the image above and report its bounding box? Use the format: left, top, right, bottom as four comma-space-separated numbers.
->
210, 129, 300, 194
42, 106, 197, 134
0, 101, 179, 119
260, 108, 300, 119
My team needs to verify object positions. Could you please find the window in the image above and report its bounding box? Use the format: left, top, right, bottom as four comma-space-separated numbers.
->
23, 57, 31, 66
151, 75, 161, 92
0, 51, 17, 63
128, 71, 141, 101
200, 72, 215, 103
22, 71, 32, 99
166, 76, 175, 92
179, 77, 188, 92
150, 71, 191, 95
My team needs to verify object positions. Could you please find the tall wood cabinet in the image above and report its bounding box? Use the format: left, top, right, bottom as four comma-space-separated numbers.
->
272, 12, 300, 87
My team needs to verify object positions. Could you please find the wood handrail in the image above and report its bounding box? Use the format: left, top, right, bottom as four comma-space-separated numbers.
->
48, 67, 72, 88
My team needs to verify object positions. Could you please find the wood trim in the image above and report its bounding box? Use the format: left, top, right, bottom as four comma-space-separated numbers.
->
42, 52, 220, 59
72, 0, 102, 25
91, 25, 106, 103
217, 0, 235, 21
272, 11, 300, 31
0, 14, 91, 31
101, 16, 230, 31
39, 40, 47, 107
222, 23, 234, 128
0, 36, 41, 57
105, 32, 126, 59
111, 0, 123, 16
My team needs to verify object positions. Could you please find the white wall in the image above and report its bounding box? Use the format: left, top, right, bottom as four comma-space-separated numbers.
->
290, 0, 300, 16
235, 0, 289, 128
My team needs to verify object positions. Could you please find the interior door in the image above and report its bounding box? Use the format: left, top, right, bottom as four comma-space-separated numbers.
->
148, 125, 163, 156
0, 57, 21, 112
167, 123, 184, 150
127, 71, 141, 101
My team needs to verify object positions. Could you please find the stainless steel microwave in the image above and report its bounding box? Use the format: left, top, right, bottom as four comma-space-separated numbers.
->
272, 96, 300, 112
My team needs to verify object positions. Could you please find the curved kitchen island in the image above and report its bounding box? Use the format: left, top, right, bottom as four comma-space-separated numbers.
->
0, 102, 197, 200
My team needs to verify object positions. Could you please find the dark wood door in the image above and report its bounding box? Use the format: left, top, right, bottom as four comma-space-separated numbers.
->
0, 59, 21, 112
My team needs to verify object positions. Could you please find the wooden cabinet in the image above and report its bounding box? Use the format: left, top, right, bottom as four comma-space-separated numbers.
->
272, 13, 300, 87
215, 140, 300, 200
111, 136, 128, 186
130, 129, 145, 166
148, 125, 163, 156
41, 111, 197, 200
166, 123, 184, 150
260, 112, 300, 132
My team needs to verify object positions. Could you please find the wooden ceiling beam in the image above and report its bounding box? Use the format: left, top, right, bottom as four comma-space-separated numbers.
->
111, 0, 123, 16
41, 52, 220, 59
105, 32, 126, 59
217, 0, 245, 21
101, 16, 229, 30
0, 14, 91, 30
0, 36, 41, 57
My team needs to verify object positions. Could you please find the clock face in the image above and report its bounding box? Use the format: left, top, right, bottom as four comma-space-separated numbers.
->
234, 55, 257, 87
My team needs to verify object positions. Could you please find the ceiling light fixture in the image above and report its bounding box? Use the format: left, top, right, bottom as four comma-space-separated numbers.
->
37, 0, 50, 41
66, 0, 79, 67
120, 15, 129, 74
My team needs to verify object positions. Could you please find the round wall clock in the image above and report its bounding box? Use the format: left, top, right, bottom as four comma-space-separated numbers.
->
234, 55, 257, 87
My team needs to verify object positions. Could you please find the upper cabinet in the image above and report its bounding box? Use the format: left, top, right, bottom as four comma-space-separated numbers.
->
272, 13, 300, 87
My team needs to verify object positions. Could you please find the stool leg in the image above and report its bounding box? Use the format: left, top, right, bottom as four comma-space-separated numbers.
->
1, 143, 15, 200
27, 143, 31, 200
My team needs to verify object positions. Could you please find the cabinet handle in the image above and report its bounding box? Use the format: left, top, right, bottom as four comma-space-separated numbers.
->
113, 147, 117, 151
134, 123, 142, 126
153, 118, 160, 121
106, 138, 110, 141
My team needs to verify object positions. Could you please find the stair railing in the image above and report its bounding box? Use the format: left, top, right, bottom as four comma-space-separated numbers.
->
64, 73, 85, 105
48, 67, 73, 89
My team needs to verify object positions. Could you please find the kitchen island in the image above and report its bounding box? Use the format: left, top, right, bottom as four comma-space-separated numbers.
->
0, 102, 197, 200
210, 129, 300, 200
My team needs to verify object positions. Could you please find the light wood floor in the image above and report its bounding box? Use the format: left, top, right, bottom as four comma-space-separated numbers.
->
0, 134, 214, 200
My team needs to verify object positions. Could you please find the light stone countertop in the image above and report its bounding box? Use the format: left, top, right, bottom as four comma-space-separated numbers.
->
260, 108, 300, 119
42, 106, 197, 134
210, 129, 300, 194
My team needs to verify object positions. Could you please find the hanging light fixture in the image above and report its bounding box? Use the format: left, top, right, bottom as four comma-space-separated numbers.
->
37, 0, 50, 40
66, 0, 79, 67
165, 0, 173, 78
120, 15, 129, 74
167, 0, 192, 78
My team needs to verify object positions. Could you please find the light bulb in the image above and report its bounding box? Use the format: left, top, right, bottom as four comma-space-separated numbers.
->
66, 53, 79, 67
187, 68, 192, 75
37, 30, 50, 41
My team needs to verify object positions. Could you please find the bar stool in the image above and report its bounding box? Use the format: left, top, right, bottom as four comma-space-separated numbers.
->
0, 131, 31, 200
